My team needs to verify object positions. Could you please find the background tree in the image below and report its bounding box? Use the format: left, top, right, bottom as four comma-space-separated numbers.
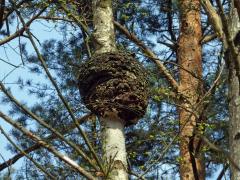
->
201, 0, 240, 179
177, 0, 205, 179
0, 0, 239, 179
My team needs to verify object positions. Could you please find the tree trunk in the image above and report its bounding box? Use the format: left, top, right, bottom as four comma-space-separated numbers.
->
92, 0, 128, 179
228, 5, 240, 179
177, 0, 205, 179
200, 1, 240, 178
101, 115, 128, 179
92, 0, 116, 54
228, 59, 240, 180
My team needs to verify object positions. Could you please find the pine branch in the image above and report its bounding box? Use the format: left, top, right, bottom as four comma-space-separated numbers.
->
114, 21, 179, 91
0, 125, 56, 179
0, 111, 96, 180
11, 3, 105, 174
0, 114, 93, 172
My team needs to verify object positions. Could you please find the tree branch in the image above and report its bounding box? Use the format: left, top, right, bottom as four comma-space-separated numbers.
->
0, 81, 98, 171
11, 4, 104, 173
0, 6, 47, 45
216, 164, 229, 180
0, 114, 93, 172
114, 21, 179, 91
234, 0, 240, 18
0, 125, 56, 179
0, 0, 5, 29
198, 134, 240, 172
201, 33, 218, 44
201, 0, 224, 39
0, 111, 96, 180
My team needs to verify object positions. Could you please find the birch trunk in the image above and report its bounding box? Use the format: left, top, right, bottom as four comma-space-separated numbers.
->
92, 0, 128, 179
178, 0, 205, 179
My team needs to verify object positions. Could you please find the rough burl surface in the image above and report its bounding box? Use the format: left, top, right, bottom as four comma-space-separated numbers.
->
78, 52, 148, 125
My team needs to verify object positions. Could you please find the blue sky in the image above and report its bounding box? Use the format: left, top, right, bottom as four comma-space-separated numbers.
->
0, 20, 63, 176
0, 11, 228, 179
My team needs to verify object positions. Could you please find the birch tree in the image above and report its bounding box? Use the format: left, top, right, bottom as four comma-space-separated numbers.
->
77, 0, 148, 179
92, 1, 128, 179
0, 0, 238, 179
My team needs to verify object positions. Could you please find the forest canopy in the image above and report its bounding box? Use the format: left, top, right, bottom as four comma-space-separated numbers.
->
0, 0, 239, 179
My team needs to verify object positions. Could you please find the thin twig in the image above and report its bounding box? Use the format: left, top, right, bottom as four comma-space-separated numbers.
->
0, 57, 20, 68
0, 81, 98, 171
0, 111, 96, 180
114, 21, 179, 91
0, 152, 10, 177
0, 6, 47, 45
198, 134, 240, 172
59, 3, 90, 35
0, 113, 93, 171
12, 4, 105, 174
0, 125, 56, 179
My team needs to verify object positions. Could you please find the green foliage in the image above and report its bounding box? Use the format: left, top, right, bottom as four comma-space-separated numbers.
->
0, 0, 231, 179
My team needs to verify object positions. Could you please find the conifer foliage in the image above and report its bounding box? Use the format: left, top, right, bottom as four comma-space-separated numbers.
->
0, 0, 239, 179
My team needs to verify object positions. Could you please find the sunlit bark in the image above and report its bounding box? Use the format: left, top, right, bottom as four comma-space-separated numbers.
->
178, 0, 205, 179
92, 0, 128, 179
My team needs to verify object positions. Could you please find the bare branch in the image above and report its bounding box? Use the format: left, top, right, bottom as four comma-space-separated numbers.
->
216, 164, 229, 180
201, 0, 224, 39
11, 4, 105, 173
0, 81, 98, 171
0, 125, 56, 179
0, 114, 93, 172
58, 3, 90, 35
0, 111, 96, 180
0, 57, 19, 68
37, 16, 73, 22
201, 33, 218, 44
198, 134, 240, 172
114, 21, 179, 91
2, 0, 29, 23
0, 7, 47, 45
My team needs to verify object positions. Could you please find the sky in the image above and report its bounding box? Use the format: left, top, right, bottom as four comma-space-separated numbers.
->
0, 19, 63, 176
0, 8, 228, 179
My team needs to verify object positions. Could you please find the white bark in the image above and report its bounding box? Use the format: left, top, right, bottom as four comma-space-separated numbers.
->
101, 112, 128, 179
93, 0, 117, 54
92, 0, 128, 179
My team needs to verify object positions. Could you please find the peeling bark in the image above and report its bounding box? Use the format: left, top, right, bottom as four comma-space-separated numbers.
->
228, 58, 240, 180
200, 1, 240, 178
178, 0, 205, 179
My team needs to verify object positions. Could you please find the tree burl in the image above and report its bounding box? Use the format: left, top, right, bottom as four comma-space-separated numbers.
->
78, 52, 149, 126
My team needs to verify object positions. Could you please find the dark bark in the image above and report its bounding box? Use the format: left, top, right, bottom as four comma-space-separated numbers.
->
225, 5, 240, 180
0, 0, 5, 29
228, 47, 240, 180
